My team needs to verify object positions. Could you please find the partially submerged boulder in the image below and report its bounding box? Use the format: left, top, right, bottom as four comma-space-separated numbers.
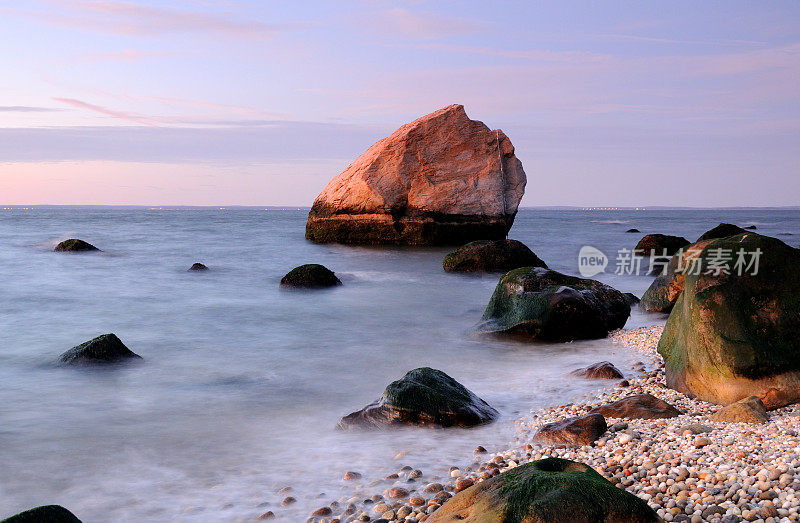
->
58, 333, 142, 365
626, 228, 640, 233
280, 264, 341, 288
570, 361, 624, 380
442, 239, 546, 273
1, 505, 81, 523
639, 240, 712, 312
658, 233, 800, 409
589, 393, 681, 419
634, 233, 690, 257
427, 457, 660, 522
54, 239, 99, 252
305, 105, 526, 245
338, 367, 498, 429
532, 413, 607, 446
710, 396, 769, 424
697, 223, 746, 242
477, 267, 630, 341
188, 262, 208, 271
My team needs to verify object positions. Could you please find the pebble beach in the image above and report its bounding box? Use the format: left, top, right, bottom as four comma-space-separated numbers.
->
296, 325, 800, 523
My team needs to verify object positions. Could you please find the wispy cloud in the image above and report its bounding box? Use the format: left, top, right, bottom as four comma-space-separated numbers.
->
76, 49, 166, 63
52, 97, 158, 126
356, 8, 488, 40
596, 33, 767, 47
0, 106, 62, 112
406, 43, 611, 64
8, 0, 303, 39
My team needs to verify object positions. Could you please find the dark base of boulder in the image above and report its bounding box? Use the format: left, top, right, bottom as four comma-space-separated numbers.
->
2, 505, 81, 523
305, 212, 515, 246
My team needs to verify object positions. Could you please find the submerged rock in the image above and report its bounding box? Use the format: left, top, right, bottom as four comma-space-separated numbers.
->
634, 233, 690, 257
58, 333, 142, 365
589, 393, 681, 419
696, 222, 746, 242
477, 267, 630, 341
626, 228, 640, 233
188, 262, 208, 271
533, 413, 607, 446
570, 361, 624, 380
305, 105, 526, 245
442, 239, 546, 273
280, 264, 341, 288
427, 457, 660, 522
54, 239, 99, 252
1, 505, 82, 523
710, 396, 769, 424
338, 367, 498, 429
658, 232, 800, 409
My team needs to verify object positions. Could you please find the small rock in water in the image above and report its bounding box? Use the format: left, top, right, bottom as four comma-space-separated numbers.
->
279, 264, 341, 288
188, 262, 208, 271
257, 511, 275, 520
474, 445, 487, 453
58, 333, 143, 365
280, 496, 296, 506
388, 487, 409, 499
343, 471, 362, 481
54, 238, 100, 252
311, 507, 332, 517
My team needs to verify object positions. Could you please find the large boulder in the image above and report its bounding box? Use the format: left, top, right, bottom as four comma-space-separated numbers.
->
427, 457, 660, 522
634, 234, 690, 257
54, 239, 99, 252
1, 505, 81, 523
589, 394, 681, 419
58, 333, 142, 365
280, 264, 341, 288
658, 233, 800, 409
338, 367, 498, 429
697, 223, 746, 242
477, 267, 630, 341
442, 239, 546, 273
532, 413, 607, 446
305, 105, 526, 245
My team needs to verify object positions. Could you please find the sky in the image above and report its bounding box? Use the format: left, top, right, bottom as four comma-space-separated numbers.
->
0, 0, 799, 207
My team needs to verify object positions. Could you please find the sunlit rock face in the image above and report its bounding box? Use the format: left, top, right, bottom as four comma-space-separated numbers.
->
305, 104, 526, 245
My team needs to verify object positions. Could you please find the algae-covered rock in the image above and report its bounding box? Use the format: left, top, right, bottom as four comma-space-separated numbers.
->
477, 267, 630, 341
280, 264, 341, 288
427, 457, 660, 522
658, 233, 800, 409
58, 333, 142, 365
696, 223, 746, 242
1, 505, 82, 523
54, 239, 99, 252
338, 367, 498, 429
443, 239, 546, 273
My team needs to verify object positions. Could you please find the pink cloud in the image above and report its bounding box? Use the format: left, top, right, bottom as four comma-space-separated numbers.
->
52, 97, 158, 126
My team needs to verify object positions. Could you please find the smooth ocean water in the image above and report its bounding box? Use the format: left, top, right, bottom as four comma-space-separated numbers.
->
1, 208, 798, 521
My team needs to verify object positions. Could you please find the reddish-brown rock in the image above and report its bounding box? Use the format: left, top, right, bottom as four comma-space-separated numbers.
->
306, 105, 526, 245
533, 413, 607, 446
570, 361, 624, 380
589, 393, 681, 419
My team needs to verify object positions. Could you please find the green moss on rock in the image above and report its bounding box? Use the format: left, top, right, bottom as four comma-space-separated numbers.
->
427, 457, 659, 522
338, 367, 498, 429
658, 232, 800, 408
477, 267, 630, 341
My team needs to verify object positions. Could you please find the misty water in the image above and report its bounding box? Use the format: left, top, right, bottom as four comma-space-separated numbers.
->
1, 208, 798, 521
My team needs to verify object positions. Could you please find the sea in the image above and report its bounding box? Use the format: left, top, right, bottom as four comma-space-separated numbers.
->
1, 207, 798, 521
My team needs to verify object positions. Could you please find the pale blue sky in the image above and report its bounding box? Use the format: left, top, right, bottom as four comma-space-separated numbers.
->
1, 1, 798, 206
